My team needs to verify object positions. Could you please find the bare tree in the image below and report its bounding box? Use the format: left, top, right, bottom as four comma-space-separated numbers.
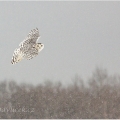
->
0, 68, 120, 118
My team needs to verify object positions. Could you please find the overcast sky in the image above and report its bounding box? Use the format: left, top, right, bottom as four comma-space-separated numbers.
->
0, 1, 120, 85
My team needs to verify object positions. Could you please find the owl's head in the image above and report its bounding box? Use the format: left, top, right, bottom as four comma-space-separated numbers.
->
37, 43, 44, 52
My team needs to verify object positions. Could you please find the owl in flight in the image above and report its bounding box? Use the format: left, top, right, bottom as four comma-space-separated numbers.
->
11, 28, 44, 64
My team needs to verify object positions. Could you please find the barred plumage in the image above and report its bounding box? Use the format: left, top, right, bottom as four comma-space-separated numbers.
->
11, 28, 44, 64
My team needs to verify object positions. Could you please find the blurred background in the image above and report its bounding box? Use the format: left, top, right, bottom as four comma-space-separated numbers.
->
0, 1, 120, 118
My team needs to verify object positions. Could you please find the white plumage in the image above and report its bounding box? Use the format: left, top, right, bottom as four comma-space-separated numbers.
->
11, 28, 44, 64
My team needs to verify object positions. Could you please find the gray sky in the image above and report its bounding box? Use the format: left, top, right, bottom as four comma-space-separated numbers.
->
0, 1, 120, 85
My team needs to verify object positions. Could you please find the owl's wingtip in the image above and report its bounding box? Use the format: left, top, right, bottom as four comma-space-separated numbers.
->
11, 59, 15, 65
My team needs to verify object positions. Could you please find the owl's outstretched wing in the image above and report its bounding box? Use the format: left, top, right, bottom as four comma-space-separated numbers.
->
11, 48, 24, 64
19, 28, 40, 47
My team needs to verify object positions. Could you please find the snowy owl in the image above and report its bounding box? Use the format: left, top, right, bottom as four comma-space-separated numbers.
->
11, 28, 44, 64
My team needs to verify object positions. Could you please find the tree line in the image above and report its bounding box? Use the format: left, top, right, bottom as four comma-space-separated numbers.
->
0, 68, 120, 118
